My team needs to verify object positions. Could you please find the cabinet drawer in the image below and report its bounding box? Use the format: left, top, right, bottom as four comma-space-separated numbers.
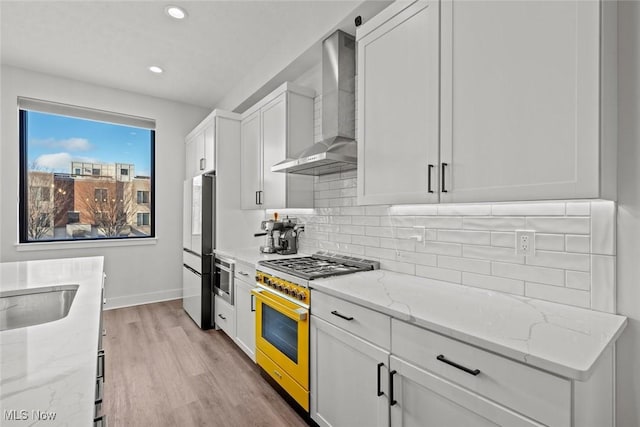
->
234, 260, 256, 282
214, 295, 235, 338
311, 290, 390, 350
392, 319, 570, 427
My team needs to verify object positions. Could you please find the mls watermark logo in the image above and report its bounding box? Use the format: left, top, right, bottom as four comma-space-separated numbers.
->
4, 409, 57, 421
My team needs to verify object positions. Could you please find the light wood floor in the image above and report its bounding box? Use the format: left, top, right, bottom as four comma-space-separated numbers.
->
103, 299, 308, 427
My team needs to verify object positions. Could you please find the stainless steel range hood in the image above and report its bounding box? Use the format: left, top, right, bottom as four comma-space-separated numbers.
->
272, 30, 356, 176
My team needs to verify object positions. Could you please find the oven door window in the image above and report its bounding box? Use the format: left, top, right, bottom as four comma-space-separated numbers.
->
216, 268, 231, 295
262, 304, 298, 363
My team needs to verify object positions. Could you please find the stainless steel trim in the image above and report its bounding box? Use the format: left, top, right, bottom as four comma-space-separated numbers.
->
183, 248, 201, 257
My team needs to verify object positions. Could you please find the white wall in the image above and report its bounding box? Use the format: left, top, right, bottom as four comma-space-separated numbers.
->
0, 65, 209, 308
616, 2, 640, 425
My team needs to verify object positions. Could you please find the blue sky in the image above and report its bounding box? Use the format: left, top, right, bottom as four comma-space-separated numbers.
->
27, 111, 152, 176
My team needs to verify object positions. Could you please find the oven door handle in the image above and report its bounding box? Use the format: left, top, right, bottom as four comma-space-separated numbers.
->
251, 289, 307, 321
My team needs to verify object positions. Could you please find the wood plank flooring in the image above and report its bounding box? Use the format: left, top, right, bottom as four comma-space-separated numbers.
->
103, 299, 309, 427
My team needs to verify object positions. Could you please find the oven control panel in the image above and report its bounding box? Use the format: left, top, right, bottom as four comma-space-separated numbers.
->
255, 272, 309, 304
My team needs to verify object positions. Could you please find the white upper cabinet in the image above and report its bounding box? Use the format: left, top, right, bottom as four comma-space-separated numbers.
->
240, 82, 315, 210
185, 114, 215, 178
357, 0, 616, 205
357, 0, 440, 206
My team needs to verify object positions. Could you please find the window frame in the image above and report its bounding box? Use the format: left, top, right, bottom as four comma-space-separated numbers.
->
18, 104, 156, 244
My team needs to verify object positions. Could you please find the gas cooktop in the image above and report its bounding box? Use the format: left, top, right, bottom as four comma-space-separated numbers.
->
258, 252, 380, 280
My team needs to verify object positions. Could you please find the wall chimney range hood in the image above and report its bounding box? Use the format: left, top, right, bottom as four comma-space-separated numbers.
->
272, 30, 356, 176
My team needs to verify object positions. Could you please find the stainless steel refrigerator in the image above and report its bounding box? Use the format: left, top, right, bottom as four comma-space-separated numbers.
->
182, 173, 215, 329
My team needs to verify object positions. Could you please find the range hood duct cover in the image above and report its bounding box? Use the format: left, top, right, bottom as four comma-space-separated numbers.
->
272, 30, 357, 176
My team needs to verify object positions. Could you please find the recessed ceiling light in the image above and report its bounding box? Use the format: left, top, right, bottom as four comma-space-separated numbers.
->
149, 66, 164, 74
165, 5, 187, 20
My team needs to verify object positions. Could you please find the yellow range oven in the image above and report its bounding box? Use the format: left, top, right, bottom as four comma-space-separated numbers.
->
253, 253, 380, 413
252, 272, 310, 411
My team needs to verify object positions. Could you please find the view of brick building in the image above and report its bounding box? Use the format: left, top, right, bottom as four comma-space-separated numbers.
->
26, 162, 151, 240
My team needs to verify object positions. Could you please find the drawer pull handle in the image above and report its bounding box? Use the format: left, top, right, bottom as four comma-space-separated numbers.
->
436, 354, 480, 376
238, 271, 249, 276
218, 314, 226, 320
376, 362, 384, 397
389, 370, 398, 406
331, 310, 354, 321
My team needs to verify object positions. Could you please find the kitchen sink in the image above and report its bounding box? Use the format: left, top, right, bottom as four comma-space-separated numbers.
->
0, 284, 79, 331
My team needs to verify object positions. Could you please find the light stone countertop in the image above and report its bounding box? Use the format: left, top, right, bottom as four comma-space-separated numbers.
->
0, 256, 104, 426
310, 269, 627, 381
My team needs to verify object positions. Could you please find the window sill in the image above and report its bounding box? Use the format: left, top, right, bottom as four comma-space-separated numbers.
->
15, 237, 158, 252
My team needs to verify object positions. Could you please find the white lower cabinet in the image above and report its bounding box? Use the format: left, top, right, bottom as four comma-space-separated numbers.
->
234, 268, 256, 361
214, 294, 235, 338
310, 291, 614, 427
310, 316, 390, 427
389, 356, 540, 427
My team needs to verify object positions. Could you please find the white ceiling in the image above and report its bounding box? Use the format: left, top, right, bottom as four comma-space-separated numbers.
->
0, 0, 374, 110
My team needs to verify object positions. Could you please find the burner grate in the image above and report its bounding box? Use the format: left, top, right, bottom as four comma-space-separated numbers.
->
258, 252, 379, 280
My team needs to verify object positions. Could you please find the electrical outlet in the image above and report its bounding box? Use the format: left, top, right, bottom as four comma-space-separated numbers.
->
515, 230, 535, 256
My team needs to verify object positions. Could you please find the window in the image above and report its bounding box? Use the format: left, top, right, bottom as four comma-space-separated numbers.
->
67, 211, 80, 224
19, 98, 155, 243
94, 188, 108, 202
137, 212, 150, 226
137, 190, 149, 204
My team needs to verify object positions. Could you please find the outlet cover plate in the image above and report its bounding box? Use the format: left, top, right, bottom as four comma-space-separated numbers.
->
515, 230, 535, 256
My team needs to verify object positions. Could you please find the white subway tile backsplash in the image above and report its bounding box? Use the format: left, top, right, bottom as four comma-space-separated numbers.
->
352, 235, 380, 247
462, 217, 526, 231
437, 229, 491, 245
491, 202, 565, 216
438, 256, 491, 274
526, 217, 590, 234
565, 235, 590, 253
491, 232, 515, 248
525, 282, 591, 308
415, 241, 463, 257
463, 245, 525, 264
591, 255, 616, 313
339, 225, 365, 235
590, 201, 616, 255
526, 250, 590, 272
299, 171, 616, 311
566, 271, 590, 290
365, 246, 397, 261
416, 265, 462, 283
365, 226, 394, 238
396, 251, 438, 266
380, 237, 416, 252
352, 215, 380, 226
491, 262, 565, 286
415, 216, 463, 229
379, 259, 415, 275
462, 273, 525, 295
536, 234, 565, 251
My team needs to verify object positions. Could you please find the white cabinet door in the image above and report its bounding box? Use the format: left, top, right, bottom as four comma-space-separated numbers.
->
389, 356, 541, 427
357, 0, 440, 205
261, 93, 287, 209
185, 137, 197, 179
240, 110, 262, 209
440, 0, 600, 202
203, 122, 215, 173
310, 316, 390, 427
234, 278, 256, 361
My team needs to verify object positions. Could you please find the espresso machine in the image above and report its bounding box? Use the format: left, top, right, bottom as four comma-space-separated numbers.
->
255, 215, 304, 254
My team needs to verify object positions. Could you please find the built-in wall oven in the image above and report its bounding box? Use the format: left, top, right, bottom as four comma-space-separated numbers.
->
214, 255, 235, 305
254, 253, 379, 413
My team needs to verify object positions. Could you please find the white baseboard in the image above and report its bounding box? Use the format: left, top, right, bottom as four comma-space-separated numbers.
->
104, 288, 182, 310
